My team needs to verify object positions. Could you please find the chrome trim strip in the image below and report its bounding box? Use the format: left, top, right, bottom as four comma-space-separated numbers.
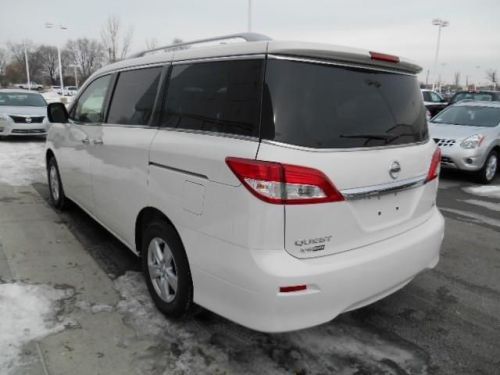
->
260, 138, 431, 153
267, 54, 415, 76
341, 175, 427, 200
149, 161, 208, 180
157, 126, 260, 142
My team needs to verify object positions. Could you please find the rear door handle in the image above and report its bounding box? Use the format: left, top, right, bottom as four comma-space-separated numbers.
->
93, 139, 104, 145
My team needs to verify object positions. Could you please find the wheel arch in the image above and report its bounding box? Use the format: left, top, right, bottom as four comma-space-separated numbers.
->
134, 207, 184, 255
46, 148, 55, 167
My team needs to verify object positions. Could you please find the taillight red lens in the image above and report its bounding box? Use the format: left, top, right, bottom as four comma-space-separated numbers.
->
426, 147, 441, 182
225, 157, 344, 205
369, 51, 400, 63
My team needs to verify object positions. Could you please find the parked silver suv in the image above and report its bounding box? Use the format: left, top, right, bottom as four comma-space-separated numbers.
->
429, 101, 500, 183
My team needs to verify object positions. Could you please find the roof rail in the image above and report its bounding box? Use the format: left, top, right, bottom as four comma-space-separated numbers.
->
129, 32, 272, 59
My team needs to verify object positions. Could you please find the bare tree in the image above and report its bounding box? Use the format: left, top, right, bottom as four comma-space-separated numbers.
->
65, 38, 105, 81
37, 45, 59, 84
0, 48, 7, 86
486, 69, 497, 90
101, 15, 134, 63
145, 38, 158, 50
0, 48, 7, 75
169, 38, 189, 51
7, 41, 43, 82
453, 72, 460, 88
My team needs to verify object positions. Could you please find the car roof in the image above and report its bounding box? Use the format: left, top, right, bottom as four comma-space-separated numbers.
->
93, 37, 421, 79
453, 90, 500, 95
453, 100, 500, 108
0, 89, 42, 94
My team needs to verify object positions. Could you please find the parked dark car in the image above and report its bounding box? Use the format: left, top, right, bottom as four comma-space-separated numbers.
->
448, 90, 500, 106
421, 89, 448, 117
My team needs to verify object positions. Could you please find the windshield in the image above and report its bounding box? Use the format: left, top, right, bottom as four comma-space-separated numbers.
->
432, 106, 500, 127
261, 59, 428, 148
0, 93, 47, 107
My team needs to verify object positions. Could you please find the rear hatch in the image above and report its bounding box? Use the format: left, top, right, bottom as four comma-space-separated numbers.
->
256, 56, 439, 258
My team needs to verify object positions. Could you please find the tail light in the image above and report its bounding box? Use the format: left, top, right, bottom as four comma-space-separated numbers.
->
426, 147, 441, 182
225, 157, 344, 205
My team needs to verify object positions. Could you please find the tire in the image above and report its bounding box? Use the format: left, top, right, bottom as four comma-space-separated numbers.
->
141, 219, 194, 319
476, 151, 498, 184
47, 157, 67, 210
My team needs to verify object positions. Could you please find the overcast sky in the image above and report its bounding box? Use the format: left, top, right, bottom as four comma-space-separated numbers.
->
1, 0, 499, 85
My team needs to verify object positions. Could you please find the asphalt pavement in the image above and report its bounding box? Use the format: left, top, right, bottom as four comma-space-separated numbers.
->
0, 138, 499, 374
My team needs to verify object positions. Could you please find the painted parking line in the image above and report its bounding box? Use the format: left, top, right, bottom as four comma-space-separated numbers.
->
460, 199, 500, 212
463, 185, 500, 200
440, 207, 500, 229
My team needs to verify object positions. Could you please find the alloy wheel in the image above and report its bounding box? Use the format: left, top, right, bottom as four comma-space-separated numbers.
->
49, 164, 60, 202
485, 154, 497, 182
147, 237, 178, 303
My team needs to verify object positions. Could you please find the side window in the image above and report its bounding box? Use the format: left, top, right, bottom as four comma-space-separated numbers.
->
422, 91, 431, 102
71, 75, 111, 123
161, 59, 263, 137
430, 91, 442, 102
107, 67, 162, 125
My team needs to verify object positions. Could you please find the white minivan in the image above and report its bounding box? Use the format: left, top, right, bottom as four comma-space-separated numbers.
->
45, 33, 444, 332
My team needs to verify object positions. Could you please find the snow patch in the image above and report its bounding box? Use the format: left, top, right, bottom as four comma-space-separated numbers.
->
0, 282, 72, 374
0, 141, 46, 186
463, 185, 500, 199
75, 300, 114, 314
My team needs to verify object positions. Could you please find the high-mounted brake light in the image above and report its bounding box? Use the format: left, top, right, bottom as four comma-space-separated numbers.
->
225, 157, 344, 205
279, 285, 307, 293
369, 51, 400, 63
426, 147, 441, 182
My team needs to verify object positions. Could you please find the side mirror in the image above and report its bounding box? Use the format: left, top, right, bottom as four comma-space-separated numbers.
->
47, 102, 69, 123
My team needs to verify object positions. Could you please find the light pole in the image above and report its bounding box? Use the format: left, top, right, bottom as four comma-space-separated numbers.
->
45, 23, 67, 93
23, 42, 31, 90
247, 0, 252, 32
431, 18, 449, 90
68, 64, 79, 87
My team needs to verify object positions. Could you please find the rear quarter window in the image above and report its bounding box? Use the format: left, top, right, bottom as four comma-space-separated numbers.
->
161, 59, 263, 137
261, 59, 428, 148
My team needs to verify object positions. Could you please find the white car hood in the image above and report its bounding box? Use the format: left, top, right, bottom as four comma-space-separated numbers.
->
428, 122, 488, 140
0, 106, 47, 116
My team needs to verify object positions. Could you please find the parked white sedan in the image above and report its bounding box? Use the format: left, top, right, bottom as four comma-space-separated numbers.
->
0, 89, 49, 137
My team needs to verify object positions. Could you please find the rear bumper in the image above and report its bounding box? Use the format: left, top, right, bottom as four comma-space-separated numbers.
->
191, 207, 444, 332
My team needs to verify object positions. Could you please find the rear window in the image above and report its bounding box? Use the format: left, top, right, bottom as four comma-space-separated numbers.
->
261, 59, 428, 148
432, 106, 500, 127
451, 92, 494, 104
